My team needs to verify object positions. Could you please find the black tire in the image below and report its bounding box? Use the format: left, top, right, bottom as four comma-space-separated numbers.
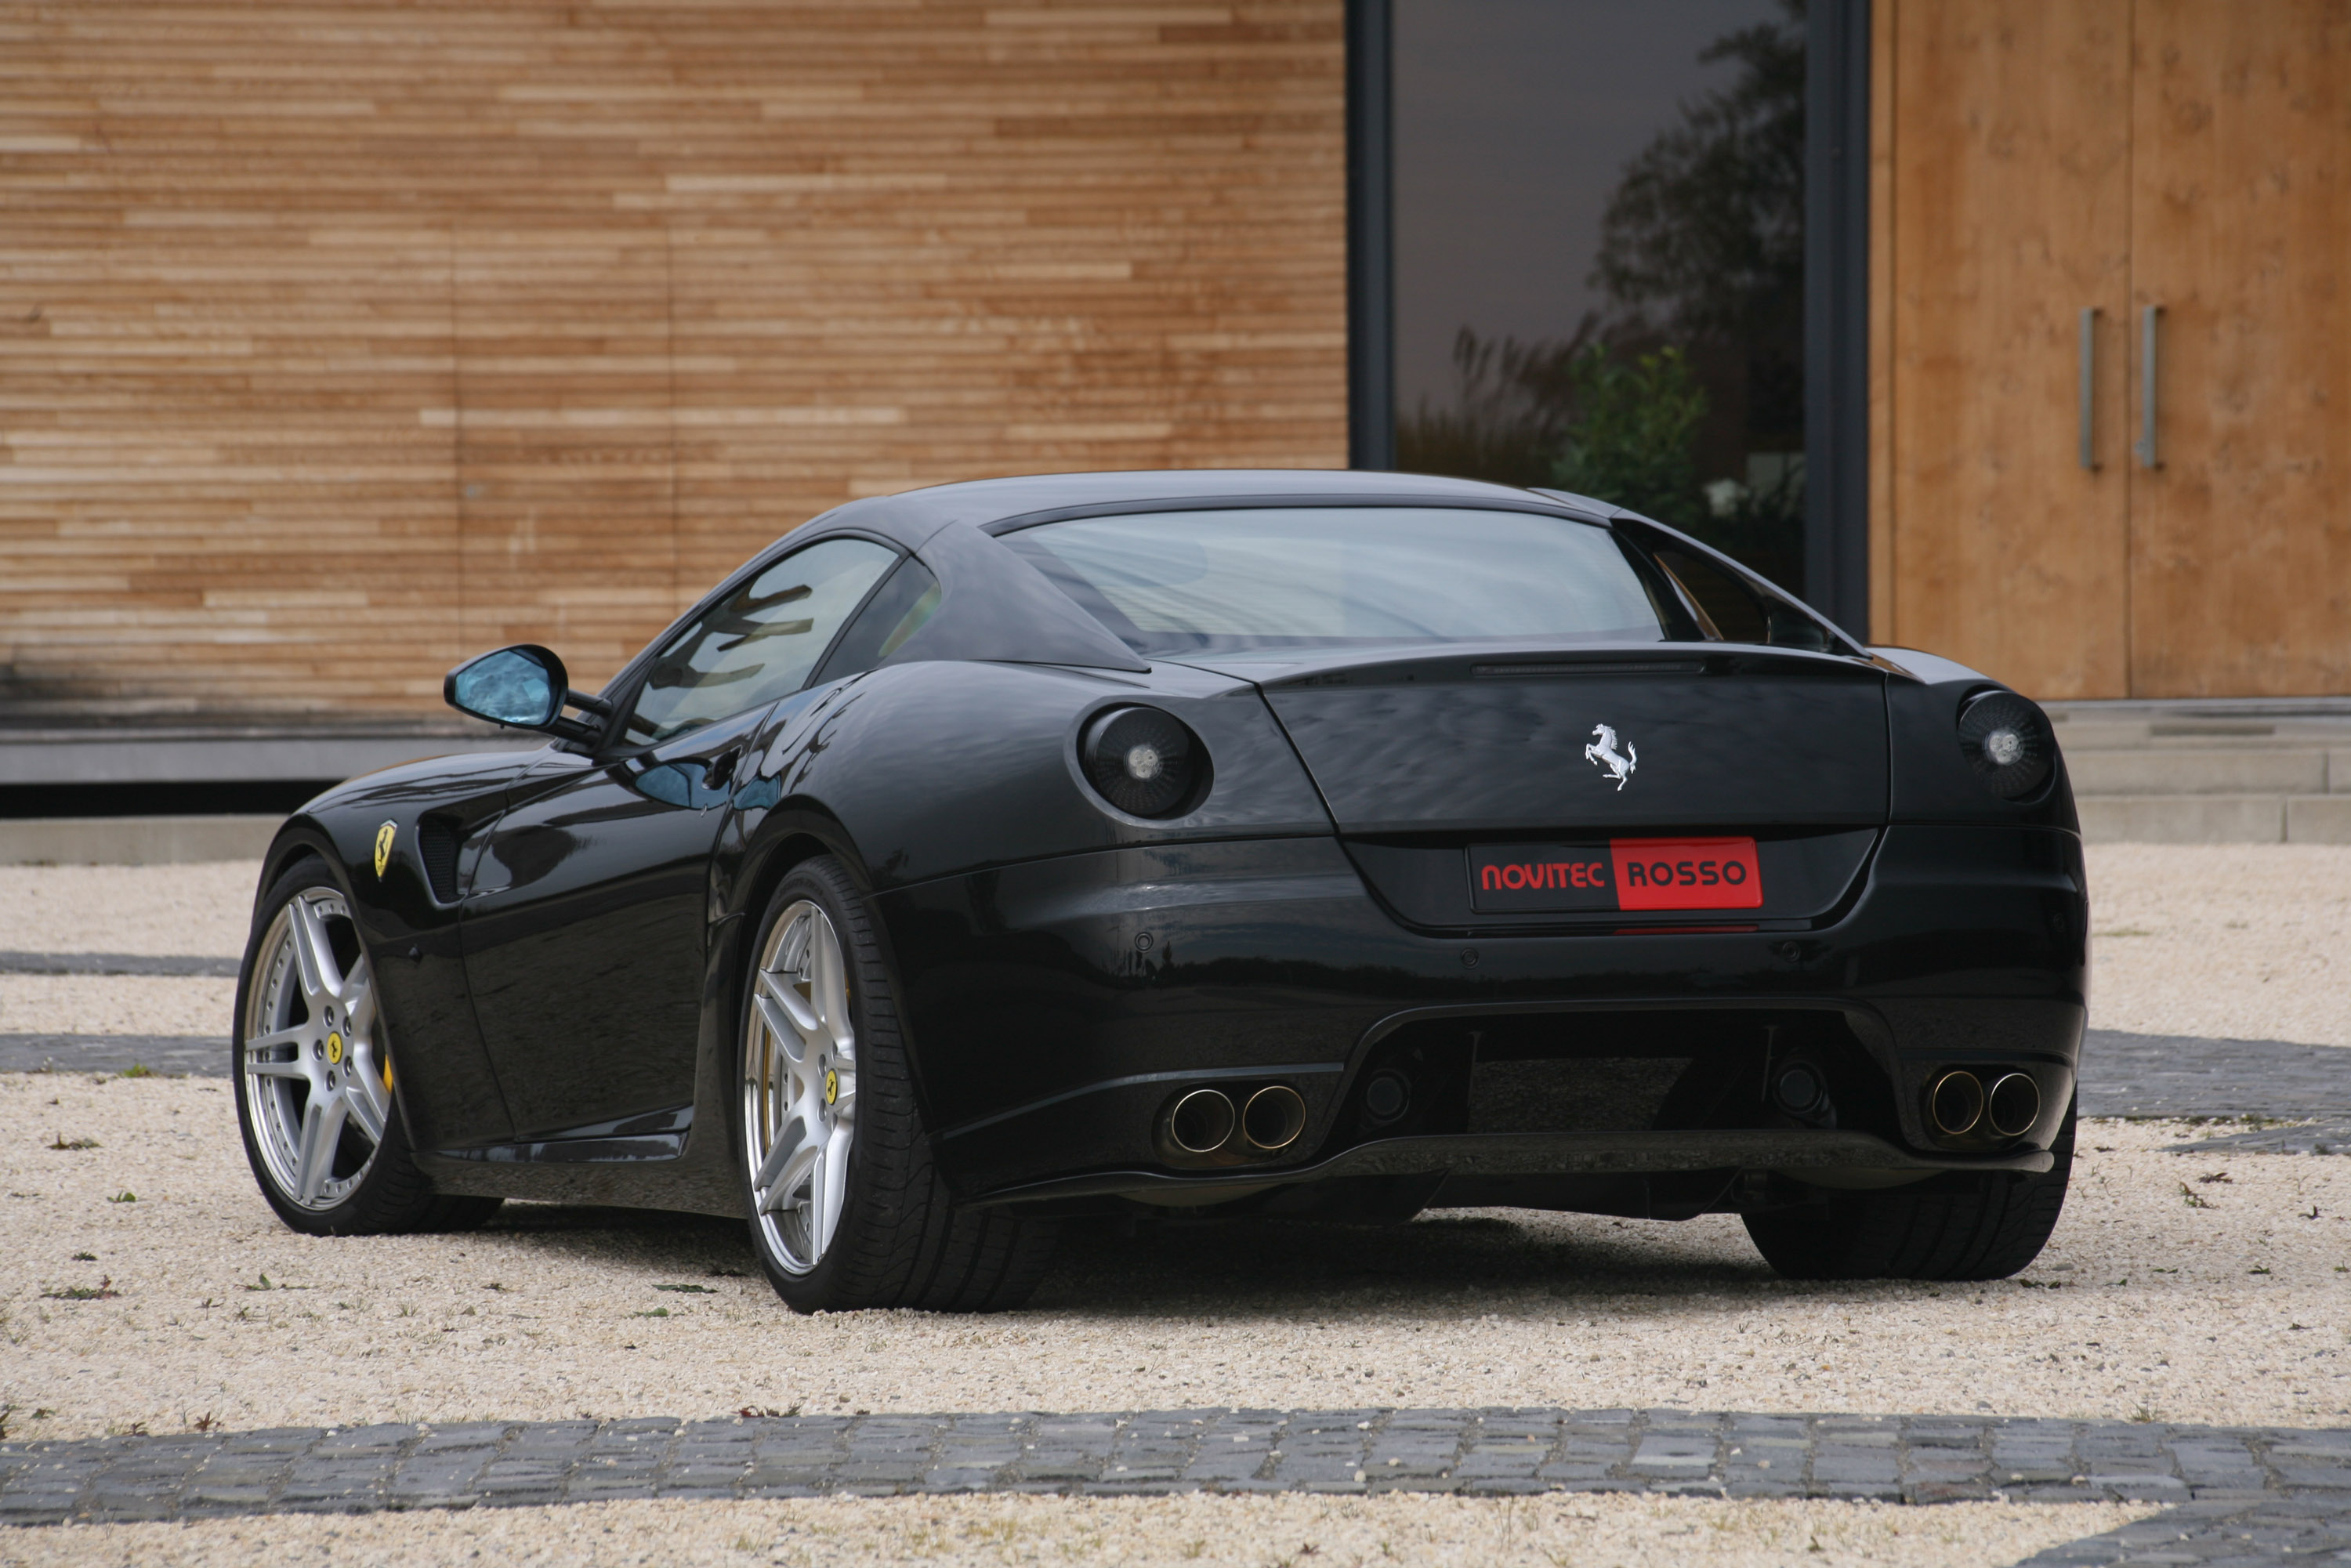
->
737, 854, 1057, 1313
234, 855, 502, 1237
1742, 1102, 2074, 1280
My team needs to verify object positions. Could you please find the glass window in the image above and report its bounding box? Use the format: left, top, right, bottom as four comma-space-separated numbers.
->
813, 556, 943, 685
1003, 507, 1667, 658
1653, 542, 1834, 651
621, 538, 897, 747
1392, 0, 1806, 592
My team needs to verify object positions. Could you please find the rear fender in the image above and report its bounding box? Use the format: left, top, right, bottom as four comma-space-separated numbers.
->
1876, 649, 2079, 831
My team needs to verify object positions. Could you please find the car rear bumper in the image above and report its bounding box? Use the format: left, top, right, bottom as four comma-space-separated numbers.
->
875, 823, 2087, 1204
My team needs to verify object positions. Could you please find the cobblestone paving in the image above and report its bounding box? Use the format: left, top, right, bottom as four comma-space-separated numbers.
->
2, 1409, 2346, 1529
0, 1033, 222, 1076
0, 952, 238, 978
2082, 1030, 2351, 1120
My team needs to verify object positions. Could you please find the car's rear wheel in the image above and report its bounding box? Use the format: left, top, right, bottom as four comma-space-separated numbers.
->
235, 856, 501, 1236
1741, 1101, 2075, 1280
739, 854, 1056, 1313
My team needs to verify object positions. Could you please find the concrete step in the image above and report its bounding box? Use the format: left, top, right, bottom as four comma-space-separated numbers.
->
2074, 794, 2351, 845
0, 814, 281, 864
2064, 748, 2344, 795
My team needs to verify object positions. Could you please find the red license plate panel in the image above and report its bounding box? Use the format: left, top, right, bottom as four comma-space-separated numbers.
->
1609, 836, 1763, 910
1467, 838, 1763, 913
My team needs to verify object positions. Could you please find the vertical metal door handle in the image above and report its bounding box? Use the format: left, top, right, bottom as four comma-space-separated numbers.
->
2079, 307, 2099, 469
2136, 304, 2162, 468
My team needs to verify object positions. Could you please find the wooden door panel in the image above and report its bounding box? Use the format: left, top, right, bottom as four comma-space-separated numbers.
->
1883, 0, 2134, 698
2128, 0, 2351, 697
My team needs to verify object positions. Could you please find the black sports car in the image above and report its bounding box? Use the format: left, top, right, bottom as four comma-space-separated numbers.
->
234, 469, 2085, 1313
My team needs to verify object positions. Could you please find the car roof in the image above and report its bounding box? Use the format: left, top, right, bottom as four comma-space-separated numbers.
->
789, 469, 1597, 550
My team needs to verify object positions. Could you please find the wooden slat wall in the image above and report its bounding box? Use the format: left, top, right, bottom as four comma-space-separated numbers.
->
0, 2, 1348, 716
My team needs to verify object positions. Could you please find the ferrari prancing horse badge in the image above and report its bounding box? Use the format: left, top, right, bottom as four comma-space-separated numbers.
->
373, 821, 396, 879
1584, 724, 1637, 791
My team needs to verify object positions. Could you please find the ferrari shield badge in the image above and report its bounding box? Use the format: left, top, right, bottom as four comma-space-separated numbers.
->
373, 821, 397, 879
1583, 723, 1636, 791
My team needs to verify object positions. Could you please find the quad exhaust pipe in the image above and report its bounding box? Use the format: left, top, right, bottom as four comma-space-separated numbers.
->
1166, 1088, 1237, 1155
1241, 1085, 1306, 1153
1161, 1082, 1309, 1162
1928, 1069, 2042, 1142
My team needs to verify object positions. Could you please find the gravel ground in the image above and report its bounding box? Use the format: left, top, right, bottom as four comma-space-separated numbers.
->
2084, 844, 2351, 1048
0, 864, 255, 959
2, 847, 2343, 1047
5, 1076, 2347, 1442
0, 1493, 2153, 1567
0, 976, 232, 1037
0, 849, 2339, 1559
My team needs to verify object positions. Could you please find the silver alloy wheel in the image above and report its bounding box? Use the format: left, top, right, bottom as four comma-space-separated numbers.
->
743, 899, 858, 1275
241, 889, 391, 1209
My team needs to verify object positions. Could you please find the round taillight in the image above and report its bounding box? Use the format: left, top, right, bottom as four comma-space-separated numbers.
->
1081, 706, 1207, 818
1958, 690, 2055, 799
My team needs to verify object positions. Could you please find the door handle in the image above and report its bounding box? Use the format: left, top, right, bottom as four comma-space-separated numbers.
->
2135, 304, 2162, 469
2078, 307, 2099, 470
701, 747, 742, 791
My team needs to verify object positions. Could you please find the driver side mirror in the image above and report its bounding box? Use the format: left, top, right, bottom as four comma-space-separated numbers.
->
444, 644, 610, 742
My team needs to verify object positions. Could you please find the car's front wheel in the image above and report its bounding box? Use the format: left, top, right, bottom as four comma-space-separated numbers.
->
235, 856, 502, 1236
738, 854, 1056, 1313
1742, 1102, 2075, 1280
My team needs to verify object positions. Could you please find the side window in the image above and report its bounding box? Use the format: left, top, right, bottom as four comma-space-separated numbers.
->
813, 557, 942, 685
1652, 546, 1771, 644
621, 538, 897, 748
1650, 544, 1833, 653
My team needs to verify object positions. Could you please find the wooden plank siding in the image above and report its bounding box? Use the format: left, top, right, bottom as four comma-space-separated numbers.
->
0, 2, 1349, 717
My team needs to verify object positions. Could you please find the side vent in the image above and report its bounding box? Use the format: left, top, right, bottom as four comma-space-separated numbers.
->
417, 817, 462, 904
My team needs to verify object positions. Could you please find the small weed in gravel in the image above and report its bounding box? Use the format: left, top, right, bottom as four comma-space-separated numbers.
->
655, 1283, 715, 1294
2180, 1183, 2216, 1209
107, 1190, 136, 1203
71, 1251, 95, 1261
42, 1276, 118, 1301
633, 1307, 671, 1318
45, 1134, 98, 1150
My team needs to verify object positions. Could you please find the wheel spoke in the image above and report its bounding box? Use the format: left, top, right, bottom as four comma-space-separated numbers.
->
340, 955, 376, 1037
776, 911, 813, 978
752, 1110, 806, 1197
813, 925, 852, 1057
814, 1123, 852, 1255
293, 1092, 350, 1204
754, 987, 814, 1065
286, 897, 344, 1004
758, 965, 822, 1037
245, 1056, 314, 1081
343, 1047, 389, 1143
763, 1139, 820, 1216
243, 1025, 309, 1057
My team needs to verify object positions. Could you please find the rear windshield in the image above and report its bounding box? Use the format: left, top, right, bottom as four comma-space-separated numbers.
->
1001, 506, 1668, 658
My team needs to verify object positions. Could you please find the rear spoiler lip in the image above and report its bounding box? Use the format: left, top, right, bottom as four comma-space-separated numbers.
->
1163, 639, 1882, 690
